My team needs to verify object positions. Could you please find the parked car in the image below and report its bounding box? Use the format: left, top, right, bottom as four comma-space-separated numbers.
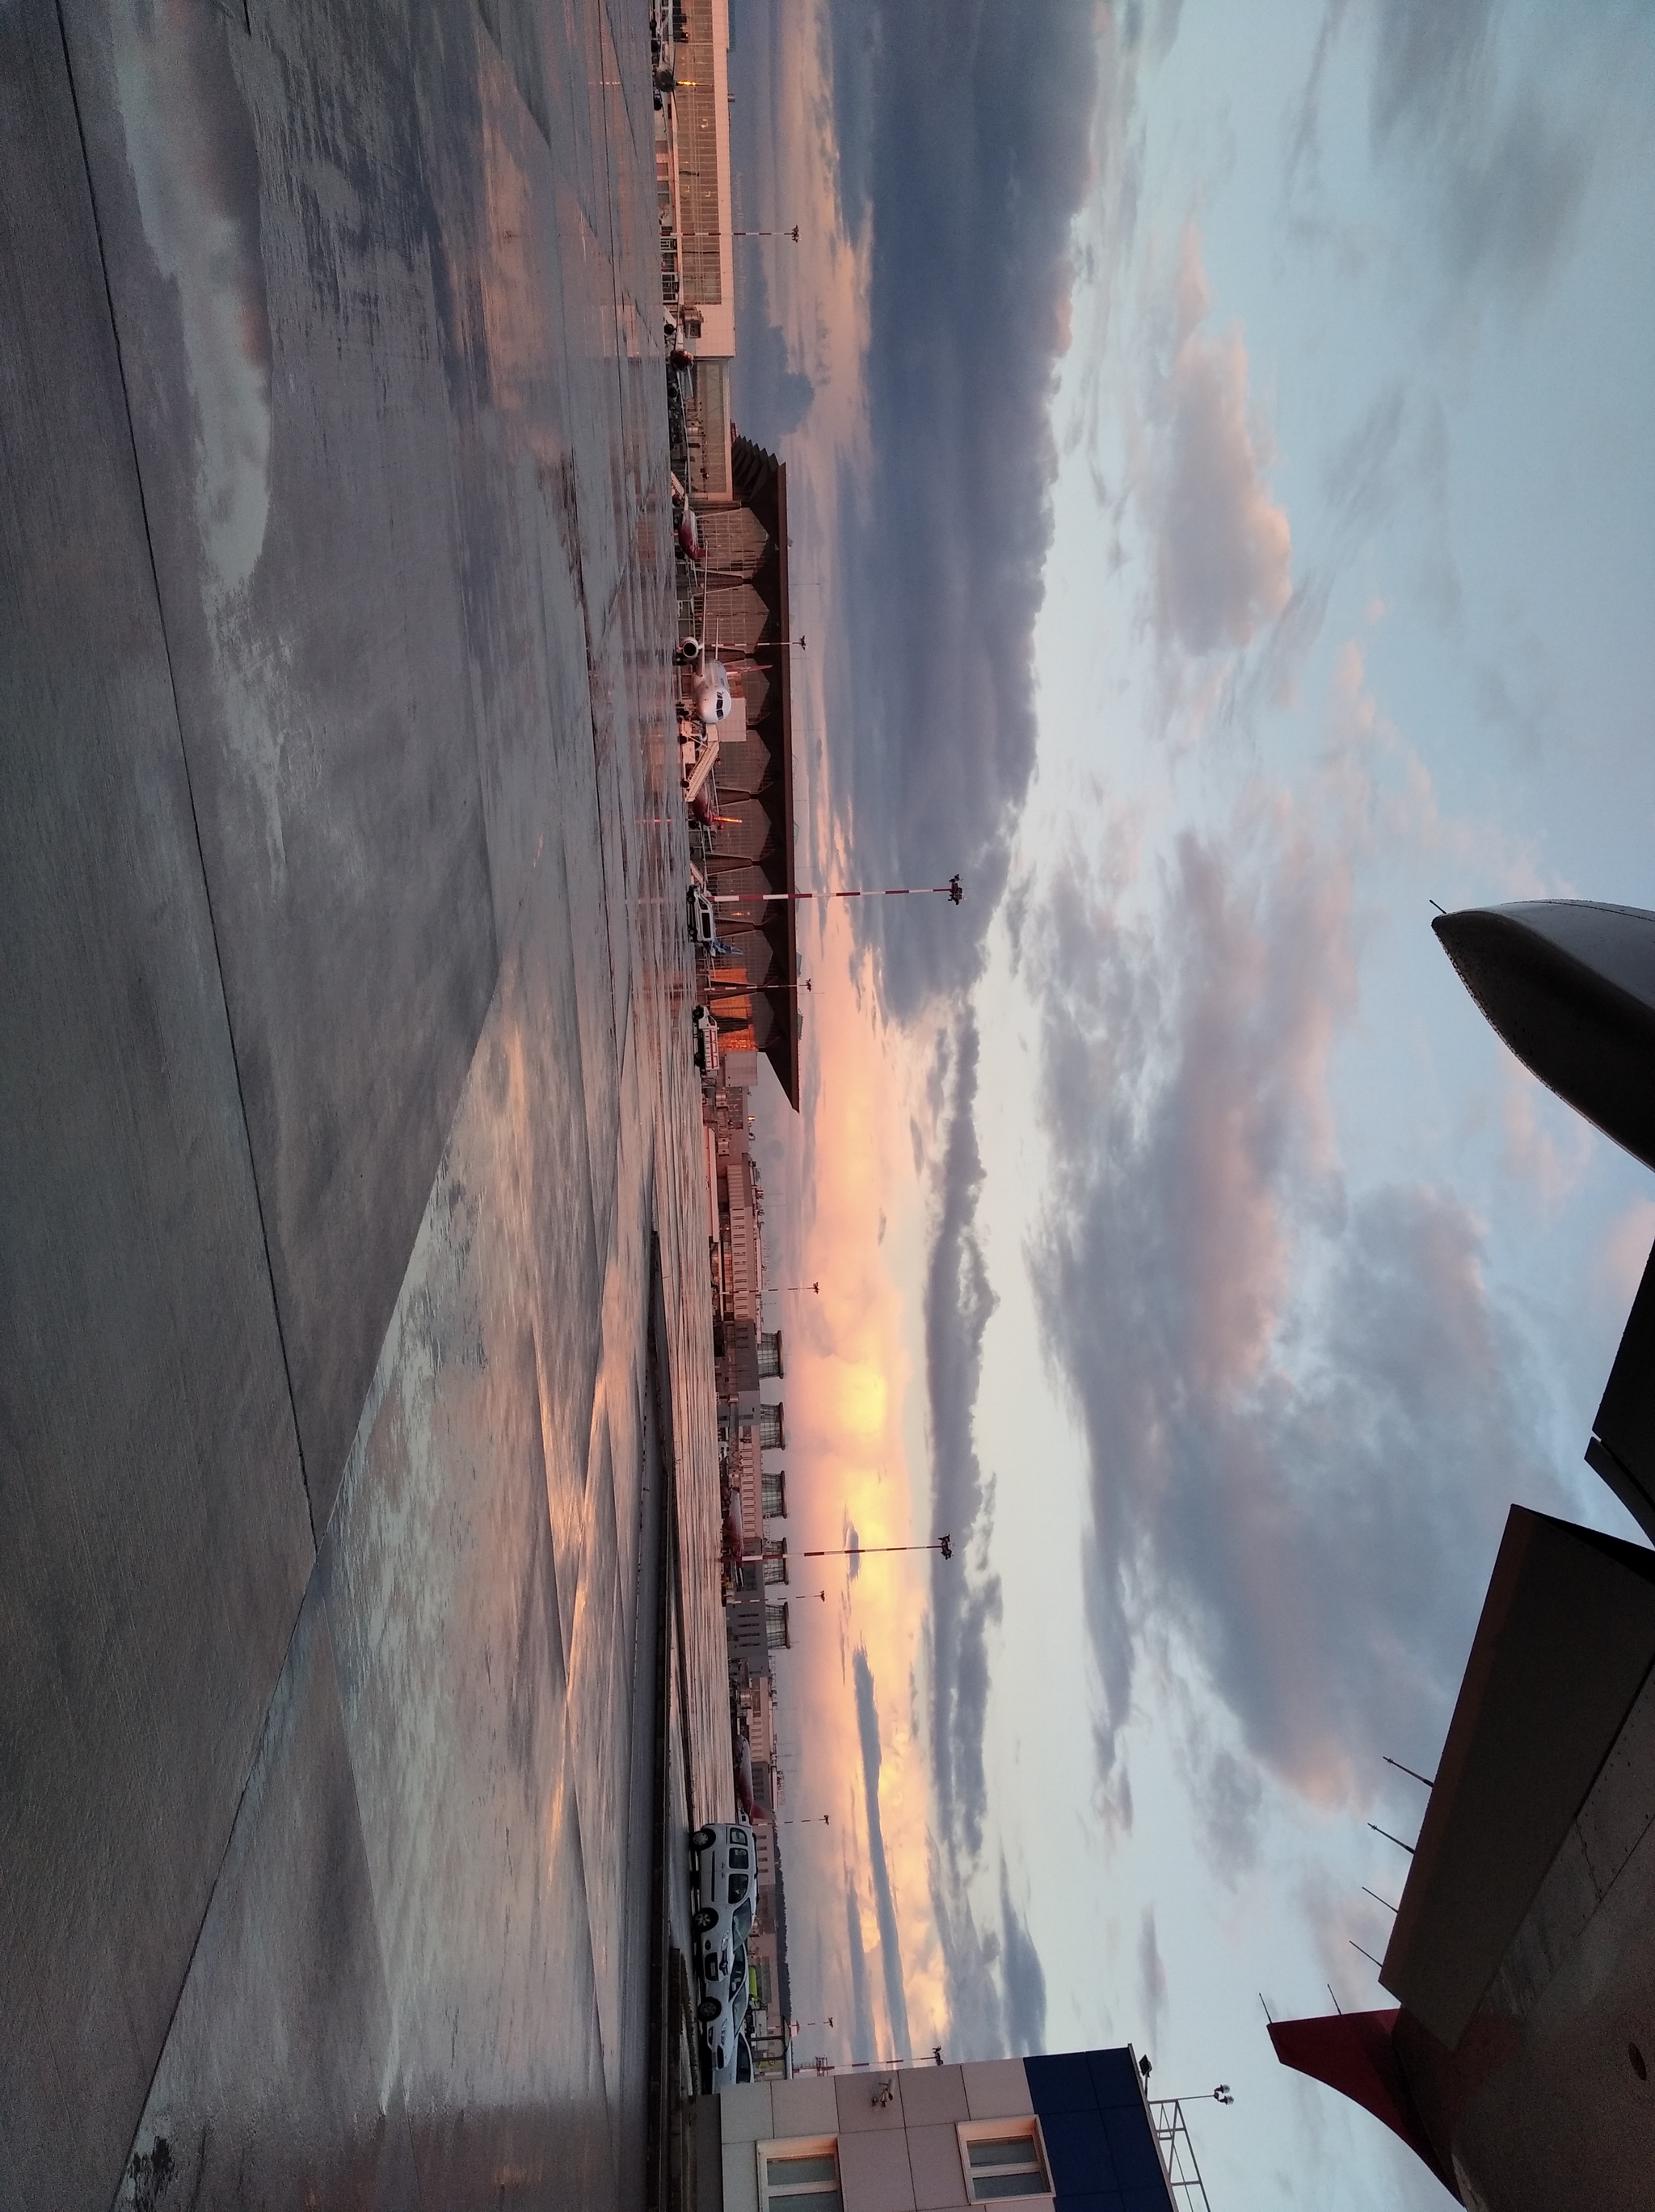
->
693, 1937, 753, 2090
697, 1990, 754, 2089
692, 1003, 716, 1075
690, 1820, 756, 1988
695, 1973, 738, 2088
692, 1822, 756, 1921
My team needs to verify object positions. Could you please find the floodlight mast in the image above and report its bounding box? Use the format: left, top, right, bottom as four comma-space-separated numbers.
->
710, 875, 964, 908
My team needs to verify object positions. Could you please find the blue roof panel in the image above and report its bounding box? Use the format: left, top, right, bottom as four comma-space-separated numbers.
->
1087, 2046, 1145, 2111
1025, 2050, 1099, 2115
1103, 2106, 1166, 2192
1040, 2107, 1118, 2194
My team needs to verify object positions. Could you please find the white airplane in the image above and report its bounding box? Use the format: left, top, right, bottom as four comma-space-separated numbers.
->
676, 636, 732, 725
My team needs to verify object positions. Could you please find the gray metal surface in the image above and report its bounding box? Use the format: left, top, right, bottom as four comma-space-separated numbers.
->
1434, 900, 1655, 1175
1, 2, 731, 2204
1380, 1508, 1655, 2050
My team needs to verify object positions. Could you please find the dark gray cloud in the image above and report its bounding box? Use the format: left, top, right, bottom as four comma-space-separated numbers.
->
1292, 0, 1611, 316
853, 1646, 912, 2057
999, 1859, 1048, 2054
1321, 381, 1408, 537
726, 4, 815, 442
1136, 1907, 1168, 2054
732, 244, 815, 442
1370, 0, 1590, 308
927, 1840, 1003, 2059
1310, 379, 1458, 629
1025, 817, 1568, 1815
924, 1014, 1002, 1860
1429, 90, 1589, 302
1368, 0, 1494, 149
1181, 1719, 1265, 1882
819, 0, 1102, 1012
1474, 648, 1560, 772
924, 1839, 1049, 2062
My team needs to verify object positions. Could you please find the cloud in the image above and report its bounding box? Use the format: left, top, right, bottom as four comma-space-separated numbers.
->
1598, 1196, 1655, 1313
1498, 1054, 1593, 1215
1000, 1861, 1048, 2055
1321, 381, 1408, 538
924, 1013, 1003, 1861
1428, 90, 1590, 302
820, 0, 1103, 1011
924, 1840, 1050, 2062
926, 1842, 1003, 2061
1173, 1688, 1265, 1883
1367, 0, 1495, 150
1291, 0, 1611, 319
853, 1646, 913, 2056
1149, 232, 1292, 656
1025, 802, 1564, 1810
734, 242, 815, 440
844, 1875, 878, 2059
1135, 1907, 1169, 2054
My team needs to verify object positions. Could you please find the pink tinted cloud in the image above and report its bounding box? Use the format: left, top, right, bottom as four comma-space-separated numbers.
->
1030, 788, 1549, 1821
1156, 801, 1356, 1403
1498, 1053, 1593, 1214
1598, 1196, 1655, 1310
1152, 230, 1293, 655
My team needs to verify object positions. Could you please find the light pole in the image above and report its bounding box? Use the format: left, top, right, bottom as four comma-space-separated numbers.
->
701, 979, 812, 1003
734, 225, 800, 241
1147, 2087, 1229, 2210
799, 1535, 954, 1562
710, 875, 964, 910
781, 1813, 831, 1827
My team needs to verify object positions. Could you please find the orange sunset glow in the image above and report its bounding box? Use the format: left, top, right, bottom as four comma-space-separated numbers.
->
768, 907, 952, 2059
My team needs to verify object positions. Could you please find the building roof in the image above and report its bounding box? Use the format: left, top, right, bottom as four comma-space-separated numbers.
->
1379, 1504, 1655, 2047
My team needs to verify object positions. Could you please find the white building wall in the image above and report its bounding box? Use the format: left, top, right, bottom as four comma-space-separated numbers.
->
714, 2059, 1051, 2212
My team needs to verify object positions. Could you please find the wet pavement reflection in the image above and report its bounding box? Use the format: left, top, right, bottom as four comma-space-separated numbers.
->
1, 3, 727, 2206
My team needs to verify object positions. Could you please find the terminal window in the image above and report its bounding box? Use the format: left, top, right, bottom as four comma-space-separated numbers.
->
958, 2119, 1051, 2202
758, 2138, 841, 2208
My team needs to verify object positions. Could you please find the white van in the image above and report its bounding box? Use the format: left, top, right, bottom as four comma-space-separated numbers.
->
687, 885, 717, 948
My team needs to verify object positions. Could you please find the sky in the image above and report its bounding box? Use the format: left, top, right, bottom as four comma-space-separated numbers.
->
723, 4, 1655, 2206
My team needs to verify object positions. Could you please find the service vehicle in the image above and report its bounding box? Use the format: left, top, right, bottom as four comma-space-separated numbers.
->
687, 885, 717, 948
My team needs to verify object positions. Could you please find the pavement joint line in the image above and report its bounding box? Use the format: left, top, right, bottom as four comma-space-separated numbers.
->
51, 0, 318, 1555
107, 1573, 318, 2205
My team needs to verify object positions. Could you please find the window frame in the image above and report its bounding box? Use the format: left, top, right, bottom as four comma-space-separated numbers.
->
954, 2116, 1053, 2204
755, 2135, 842, 2209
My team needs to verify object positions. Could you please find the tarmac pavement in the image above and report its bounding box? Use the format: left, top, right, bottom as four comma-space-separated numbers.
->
1, 4, 728, 2205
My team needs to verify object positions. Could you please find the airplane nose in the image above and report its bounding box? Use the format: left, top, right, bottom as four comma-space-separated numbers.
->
1434, 900, 1655, 1171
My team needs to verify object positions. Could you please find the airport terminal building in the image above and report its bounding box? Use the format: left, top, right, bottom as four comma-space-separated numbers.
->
696, 2048, 1178, 2212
